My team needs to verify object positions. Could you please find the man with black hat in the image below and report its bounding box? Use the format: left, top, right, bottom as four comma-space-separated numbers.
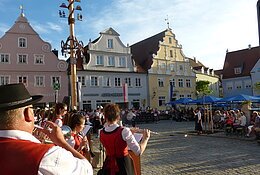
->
0, 83, 93, 175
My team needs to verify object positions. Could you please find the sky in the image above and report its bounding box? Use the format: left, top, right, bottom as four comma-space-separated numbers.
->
0, 0, 259, 70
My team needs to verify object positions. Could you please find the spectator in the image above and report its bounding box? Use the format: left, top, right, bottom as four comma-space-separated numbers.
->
0, 83, 93, 174
194, 108, 203, 135
246, 111, 260, 137
126, 109, 136, 127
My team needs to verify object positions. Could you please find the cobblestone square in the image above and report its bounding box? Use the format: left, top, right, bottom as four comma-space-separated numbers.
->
94, 120, 260, 174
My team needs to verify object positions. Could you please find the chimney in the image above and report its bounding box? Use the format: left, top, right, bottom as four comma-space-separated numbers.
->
248, 44, 251, 49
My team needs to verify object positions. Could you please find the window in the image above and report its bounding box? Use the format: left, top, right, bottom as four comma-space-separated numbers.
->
108, 39, 113, 49
179, 65, 183, 71
18, 76, 27, 86
187, 94, 192, 98
169, 63, 174, 71
114, 77, 121, 87
244, 80, 251, 89
170, 50, 173, 57
0, 54, 10, 63
17, 54, 27, 64
169, 37, 172, 44
78, 76, 85, 86
178, 79, 183, 87
90, 76, 98, 86
160, 63, 166, 69
108, 56, 115, 66
159, 96, 166, 106
0, 76, 10, 85
158, 78, 164, 87
245, 84, 251, 88
51, 77, 60, 86
170, 79, 175, 87
18, 37, 27, 48
186, 79, 191, 88
234, 67, 242, 74
34, 54, 44, 64
35, 76, 45, 87
124, 77, 131, 87
227, 86, 232, 90
135, 78, 141, 87
96, 55, 104, 65
119, 57, 126, 67
236, 85, 242, 89
102, 77, 111, 87
179, 94, 185, 98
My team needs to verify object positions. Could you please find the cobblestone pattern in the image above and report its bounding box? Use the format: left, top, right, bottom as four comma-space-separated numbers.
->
93, 120, 260, 174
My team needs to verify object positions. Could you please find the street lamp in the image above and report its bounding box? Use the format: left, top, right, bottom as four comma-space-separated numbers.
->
59, 0, 84, 110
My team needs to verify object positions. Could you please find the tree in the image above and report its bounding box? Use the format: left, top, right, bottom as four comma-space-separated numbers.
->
195, 80, 212, 98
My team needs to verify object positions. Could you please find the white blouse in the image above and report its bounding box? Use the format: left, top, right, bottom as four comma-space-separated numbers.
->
102, 123, 141, 155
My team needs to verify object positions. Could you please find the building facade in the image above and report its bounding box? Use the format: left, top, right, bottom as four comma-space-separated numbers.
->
131, 28, 196, 110
78, 28, 148, 110
0, 13, 68, 107
222, 46, 260, 97
251, 59, 260, 96
188, 57, 220, 97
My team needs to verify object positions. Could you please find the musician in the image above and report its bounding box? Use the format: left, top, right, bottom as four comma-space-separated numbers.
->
66, 113, 90, 155
99, 103, 150, 175
0, 83, 93, 175
53, 102, 68, 127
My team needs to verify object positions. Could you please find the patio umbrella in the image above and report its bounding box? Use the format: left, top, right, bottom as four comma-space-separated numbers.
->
222, 94, 260, 103
167, 98, 193, 105
189, 95, 221, 105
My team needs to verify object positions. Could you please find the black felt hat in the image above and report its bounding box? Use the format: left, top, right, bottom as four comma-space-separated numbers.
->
0, 83, 43, 111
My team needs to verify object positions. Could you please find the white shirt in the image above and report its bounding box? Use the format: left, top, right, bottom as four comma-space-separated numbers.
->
103, 123, 141, 155
54, 118, 63, 128
0, 130, 93, 175
240, 115, 247, 126
196, 111, 202, 121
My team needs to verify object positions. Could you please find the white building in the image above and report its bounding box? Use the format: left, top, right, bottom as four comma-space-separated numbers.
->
251, 58, 260, 96
77, 28, 148, 110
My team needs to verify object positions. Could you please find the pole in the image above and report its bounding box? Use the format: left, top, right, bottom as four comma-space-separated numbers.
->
68, 0, 77, 110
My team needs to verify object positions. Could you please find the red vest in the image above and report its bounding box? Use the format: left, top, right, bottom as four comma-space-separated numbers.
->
100, 126, 128, 157
0, 137, 54, 175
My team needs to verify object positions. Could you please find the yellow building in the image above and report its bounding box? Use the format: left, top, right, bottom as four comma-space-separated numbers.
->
131, 28, 196, 110
188, 57, 220, 97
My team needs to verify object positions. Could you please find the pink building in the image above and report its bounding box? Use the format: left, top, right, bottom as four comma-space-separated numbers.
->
0, 13, 68, 107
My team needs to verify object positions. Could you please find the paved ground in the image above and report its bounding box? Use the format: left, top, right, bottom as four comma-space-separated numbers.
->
92, 120, 260, 175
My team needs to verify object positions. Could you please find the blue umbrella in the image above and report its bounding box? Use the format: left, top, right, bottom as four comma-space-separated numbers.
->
189, 95, 221, 104
167, 98, 193, 105
221, 94, 260, 103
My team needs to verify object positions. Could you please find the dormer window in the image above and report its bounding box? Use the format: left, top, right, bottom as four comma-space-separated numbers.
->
234, 67, 242, 74
107, 39, 113, 49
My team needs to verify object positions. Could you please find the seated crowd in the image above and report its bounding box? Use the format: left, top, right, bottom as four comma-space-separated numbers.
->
212, 109, 260, 138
